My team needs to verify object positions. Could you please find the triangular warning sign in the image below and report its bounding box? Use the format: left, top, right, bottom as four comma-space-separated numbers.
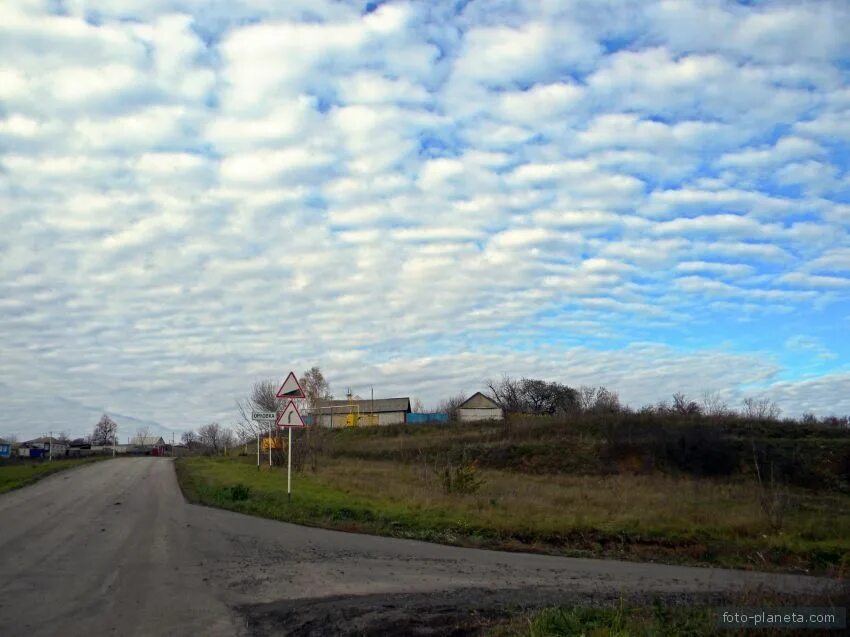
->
276, 400, 306, 428
276, 371, 305, 399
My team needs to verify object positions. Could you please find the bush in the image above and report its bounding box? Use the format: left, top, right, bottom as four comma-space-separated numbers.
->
439, 460, 484, 495
227, 483, 251, 501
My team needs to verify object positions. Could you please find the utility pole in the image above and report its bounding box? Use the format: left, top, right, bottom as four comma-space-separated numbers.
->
49, 431, 53, 462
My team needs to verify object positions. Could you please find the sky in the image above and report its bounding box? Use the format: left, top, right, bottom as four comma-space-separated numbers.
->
1, 0, 849, 441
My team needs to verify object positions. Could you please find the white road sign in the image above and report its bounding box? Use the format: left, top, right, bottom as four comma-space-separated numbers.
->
276, 371, 306, 400
276, 400, 306, 428
252, 411, 276, 421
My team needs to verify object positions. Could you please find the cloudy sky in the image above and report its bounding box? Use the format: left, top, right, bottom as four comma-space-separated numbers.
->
1, 0, 849, 440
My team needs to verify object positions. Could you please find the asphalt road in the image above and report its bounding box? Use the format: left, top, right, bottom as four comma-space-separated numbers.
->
0, 458, 843, 636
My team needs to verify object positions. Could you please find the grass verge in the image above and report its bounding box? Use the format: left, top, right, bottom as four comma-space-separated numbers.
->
175, 456, 850, 576
488, 603, 714, 637
0, 456, 110, 494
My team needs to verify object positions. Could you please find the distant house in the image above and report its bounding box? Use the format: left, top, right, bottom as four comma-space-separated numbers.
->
130, 436, 166, 455
22, 436, 68, 457
0, 440, 10, 459
130, 436, 165, 448
458, 392, 504, 422
313, 398, 411, 427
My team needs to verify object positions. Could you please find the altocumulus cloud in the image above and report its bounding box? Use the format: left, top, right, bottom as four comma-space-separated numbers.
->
1, 0, 849, 439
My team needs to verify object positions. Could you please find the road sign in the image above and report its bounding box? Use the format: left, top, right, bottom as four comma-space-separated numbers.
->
276, 400, 306, 428
276, 371, 305, 400
252, 411, 276, 421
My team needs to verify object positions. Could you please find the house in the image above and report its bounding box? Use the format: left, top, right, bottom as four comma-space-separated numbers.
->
0, 440, 11, 459
313, 398, 411, 427
22, 437, 68, 458
457, 392, 504, 422
130, 436, 166, 455
130, 436, 165, 449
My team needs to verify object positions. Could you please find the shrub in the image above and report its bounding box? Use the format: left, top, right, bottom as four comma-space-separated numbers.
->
439, 460, 484, 495
227, 483, 251, 501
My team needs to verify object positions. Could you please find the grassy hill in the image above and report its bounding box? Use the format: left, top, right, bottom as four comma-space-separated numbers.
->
176, 413, 850, 576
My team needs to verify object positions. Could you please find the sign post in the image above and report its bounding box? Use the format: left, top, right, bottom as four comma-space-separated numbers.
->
276, 373, 306, 502
252, 411, 276, 471
288, 427, 292, 502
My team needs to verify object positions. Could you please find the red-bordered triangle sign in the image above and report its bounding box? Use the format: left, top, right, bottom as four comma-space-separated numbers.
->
276, 400, 306, 428
276, 371, 305, 399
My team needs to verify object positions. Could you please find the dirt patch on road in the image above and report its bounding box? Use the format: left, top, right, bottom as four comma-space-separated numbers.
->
237, 588, 731, 636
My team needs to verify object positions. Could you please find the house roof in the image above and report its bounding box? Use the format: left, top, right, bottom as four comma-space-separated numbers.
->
23, 436, 64, 445
458, 392, 501, 410
131, 436, 165, 446
316, 397, 411, 414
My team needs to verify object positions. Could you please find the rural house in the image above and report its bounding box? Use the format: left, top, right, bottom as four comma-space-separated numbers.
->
313, 398, 411, 427
130, 436, 166, 453
457, 392, 504, 422
20, 436, 68, 458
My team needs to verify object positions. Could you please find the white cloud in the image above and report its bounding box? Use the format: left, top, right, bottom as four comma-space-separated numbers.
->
1, 0, 849, 439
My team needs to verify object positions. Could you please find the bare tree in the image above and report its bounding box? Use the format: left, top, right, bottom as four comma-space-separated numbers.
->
701, 391, 729, 417
234, 379, 287, 445
742, 397, 781, 422
437, 394, 467, 422
300, 367, 332, 424
92, 414, 118, 446
197, 423, 224, 454
55, 431, 71, 445
181, 430, 197, 446
220, 427, 236, 454
575, 386, 621, 414
134, 425, 152, 449
577, 386, 598, 413
412, 398, 425, 413
299, 367, 332, 471
487, 375, 523, 412
672, 392, 702, 415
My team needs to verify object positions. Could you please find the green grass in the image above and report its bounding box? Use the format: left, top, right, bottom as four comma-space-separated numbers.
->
175, 455, 850, 575
489, 603, 715, 637
0, 456, 110, 494
489, 596, 847, 636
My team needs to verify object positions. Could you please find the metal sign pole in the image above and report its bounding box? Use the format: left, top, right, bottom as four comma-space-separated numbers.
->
268, 421, 272, 467
256, 430, 260, 471
287, 427, 292, 503
273, 373, 306, 503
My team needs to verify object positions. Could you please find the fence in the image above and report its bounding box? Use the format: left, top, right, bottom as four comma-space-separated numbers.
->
405, 413, 449, 424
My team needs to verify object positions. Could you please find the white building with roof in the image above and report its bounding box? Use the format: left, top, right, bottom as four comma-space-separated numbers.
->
457, 392, 504, 422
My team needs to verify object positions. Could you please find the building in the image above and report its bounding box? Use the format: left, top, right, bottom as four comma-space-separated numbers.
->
0, 440, 11, 459
130, 436, 166, 454
22, 437, 68, 458
313, 397, 411, 427
457, 392, 504, 422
